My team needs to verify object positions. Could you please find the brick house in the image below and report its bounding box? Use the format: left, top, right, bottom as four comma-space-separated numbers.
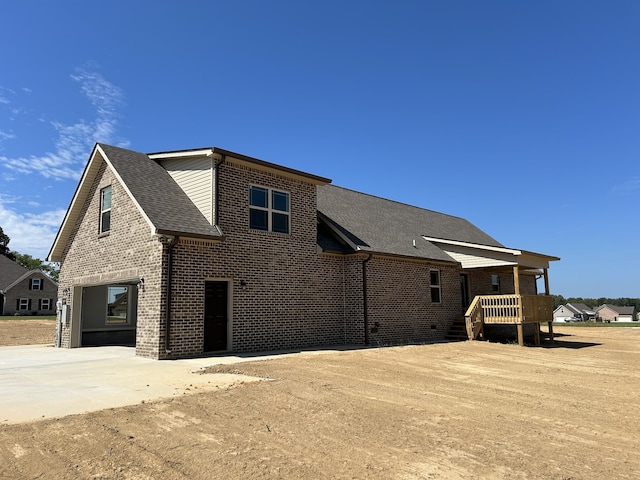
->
595, 304, 637, 322
48, 144, 559, 359
0, 254, 58, 316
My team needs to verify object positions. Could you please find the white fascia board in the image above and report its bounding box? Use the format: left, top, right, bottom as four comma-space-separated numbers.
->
421, 236, 522, 255
48, 145, 105, 261
148, 149, 214, 160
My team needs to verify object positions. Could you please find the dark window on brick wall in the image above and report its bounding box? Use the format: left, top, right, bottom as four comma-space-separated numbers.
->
100, 185, 112, 233
249, 185, 290, 234
430, 270, 441, 303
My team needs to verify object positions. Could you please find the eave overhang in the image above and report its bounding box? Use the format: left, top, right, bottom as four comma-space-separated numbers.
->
422, 236, 560, 270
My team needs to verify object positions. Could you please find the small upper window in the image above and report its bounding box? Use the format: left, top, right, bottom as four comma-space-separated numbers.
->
430, 270, 441, 303
249, 186, 290, 234
491, 274, 500, 293
100, 186, 112, 234
30, 278, 42, 290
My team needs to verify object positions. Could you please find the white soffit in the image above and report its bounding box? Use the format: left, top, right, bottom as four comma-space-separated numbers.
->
422, 236, 557, 270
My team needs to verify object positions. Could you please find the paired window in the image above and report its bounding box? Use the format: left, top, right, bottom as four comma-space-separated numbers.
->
249, 186, 290, 234
100, 186, 112, 234
491, 274, 500, 293
430, 270, 441, 303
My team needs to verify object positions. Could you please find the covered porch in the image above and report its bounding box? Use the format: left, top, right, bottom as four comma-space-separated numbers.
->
424, 237, 560, 346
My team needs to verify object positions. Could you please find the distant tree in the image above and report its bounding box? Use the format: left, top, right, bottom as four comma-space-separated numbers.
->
551, 294, 566, 309
0, 226, 16, 261
14, 252, 60, 283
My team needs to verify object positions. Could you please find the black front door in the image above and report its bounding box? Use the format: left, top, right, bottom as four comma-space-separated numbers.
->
204, 281, 228, 351
460, 273, 470, 312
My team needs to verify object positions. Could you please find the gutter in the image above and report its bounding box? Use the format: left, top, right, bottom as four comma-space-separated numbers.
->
362, 254, 373, 346
165, 235, 179, 355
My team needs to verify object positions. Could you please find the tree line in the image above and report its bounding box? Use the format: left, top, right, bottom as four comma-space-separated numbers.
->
0, 226, 59, 282
551, 295, 640, 311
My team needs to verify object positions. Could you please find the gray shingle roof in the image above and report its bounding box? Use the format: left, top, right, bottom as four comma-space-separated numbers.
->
0, 255, 28, 290
99, 144, 223, 239
317, 185, 503, 262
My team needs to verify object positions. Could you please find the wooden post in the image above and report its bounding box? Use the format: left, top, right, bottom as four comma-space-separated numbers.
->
543, 268, 554, 343
543, 268, 550, 295
517, 324, 524, 346
513, 265, 521, 296
533, 323, 540, 346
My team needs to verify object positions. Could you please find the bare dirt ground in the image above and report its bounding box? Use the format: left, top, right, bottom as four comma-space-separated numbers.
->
0, 319, 56, 346
1, 323, 639, 479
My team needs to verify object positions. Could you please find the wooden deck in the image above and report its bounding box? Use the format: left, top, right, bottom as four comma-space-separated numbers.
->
465, 294, 554, 345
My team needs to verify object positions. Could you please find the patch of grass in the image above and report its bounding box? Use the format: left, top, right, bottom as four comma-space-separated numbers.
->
554, 321, 639, 328
0, 315, 56, 321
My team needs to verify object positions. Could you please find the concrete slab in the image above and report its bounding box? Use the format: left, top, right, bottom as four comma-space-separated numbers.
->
0, 345, 262, 424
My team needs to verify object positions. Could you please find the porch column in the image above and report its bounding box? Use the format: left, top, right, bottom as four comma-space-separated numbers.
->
543, 267, 554, 343
513, 265, 521, 295
543, 268, 550, 295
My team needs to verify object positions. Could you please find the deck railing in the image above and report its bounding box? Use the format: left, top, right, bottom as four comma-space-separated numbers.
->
465, 295, 554, 340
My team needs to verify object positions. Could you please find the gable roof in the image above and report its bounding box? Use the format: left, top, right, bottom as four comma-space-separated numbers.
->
49, 144, 224, 262
567, 303, 596, 315
317, 185, 560, 267
0, 255, 57, 292
317, 185, 503, 262
0, 255, 28, 290
597, 304, 636, 315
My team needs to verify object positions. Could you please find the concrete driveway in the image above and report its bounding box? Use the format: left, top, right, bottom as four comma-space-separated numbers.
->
0, 345, 264, 424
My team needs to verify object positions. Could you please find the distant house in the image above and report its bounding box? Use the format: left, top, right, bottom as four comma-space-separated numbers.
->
47, 143, 560, 359
596, 304, 637, 322
0, 255, 58, 316
553, 305, 579, 322
553, 303, 596, 322
568, 303, 597, 321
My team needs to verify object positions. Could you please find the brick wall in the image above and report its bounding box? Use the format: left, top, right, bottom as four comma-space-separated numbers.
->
57, 161, 165, 357
366, 257, 461, 346
57, 154, 524, 359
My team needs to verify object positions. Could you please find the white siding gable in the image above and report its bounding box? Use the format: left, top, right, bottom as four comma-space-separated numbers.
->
161, 156, 214, 224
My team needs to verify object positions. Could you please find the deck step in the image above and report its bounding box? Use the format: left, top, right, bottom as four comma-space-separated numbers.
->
445, 318, 468, 341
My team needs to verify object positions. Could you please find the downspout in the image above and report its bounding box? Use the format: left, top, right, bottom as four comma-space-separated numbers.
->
362, 254, 373, 346
165, 235, 179, 355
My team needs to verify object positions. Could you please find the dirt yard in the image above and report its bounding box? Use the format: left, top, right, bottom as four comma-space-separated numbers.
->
0, 319, 56, 346
1, 322, 639, 479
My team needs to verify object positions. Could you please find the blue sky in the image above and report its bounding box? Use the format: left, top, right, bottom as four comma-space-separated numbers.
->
0, 1, 638, 298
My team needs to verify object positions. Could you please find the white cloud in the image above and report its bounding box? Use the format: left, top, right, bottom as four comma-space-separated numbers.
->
613, 176, 640, 195
0, 130, 15, 141
0, 69, 126, 181
0, 195, 65, 260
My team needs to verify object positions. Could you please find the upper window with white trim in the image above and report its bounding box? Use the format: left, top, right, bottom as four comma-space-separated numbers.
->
30, 278, 42, 290
249, 186, 290, 234
100, 186, 112, 234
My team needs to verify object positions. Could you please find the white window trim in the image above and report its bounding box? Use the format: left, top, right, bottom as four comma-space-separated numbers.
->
430, 269, 441, 304
18, 298, 29, 311
249, 185, 290, 234
100, 186, 112, 234
31, 278, 41, 290
41, 298, 51, 310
